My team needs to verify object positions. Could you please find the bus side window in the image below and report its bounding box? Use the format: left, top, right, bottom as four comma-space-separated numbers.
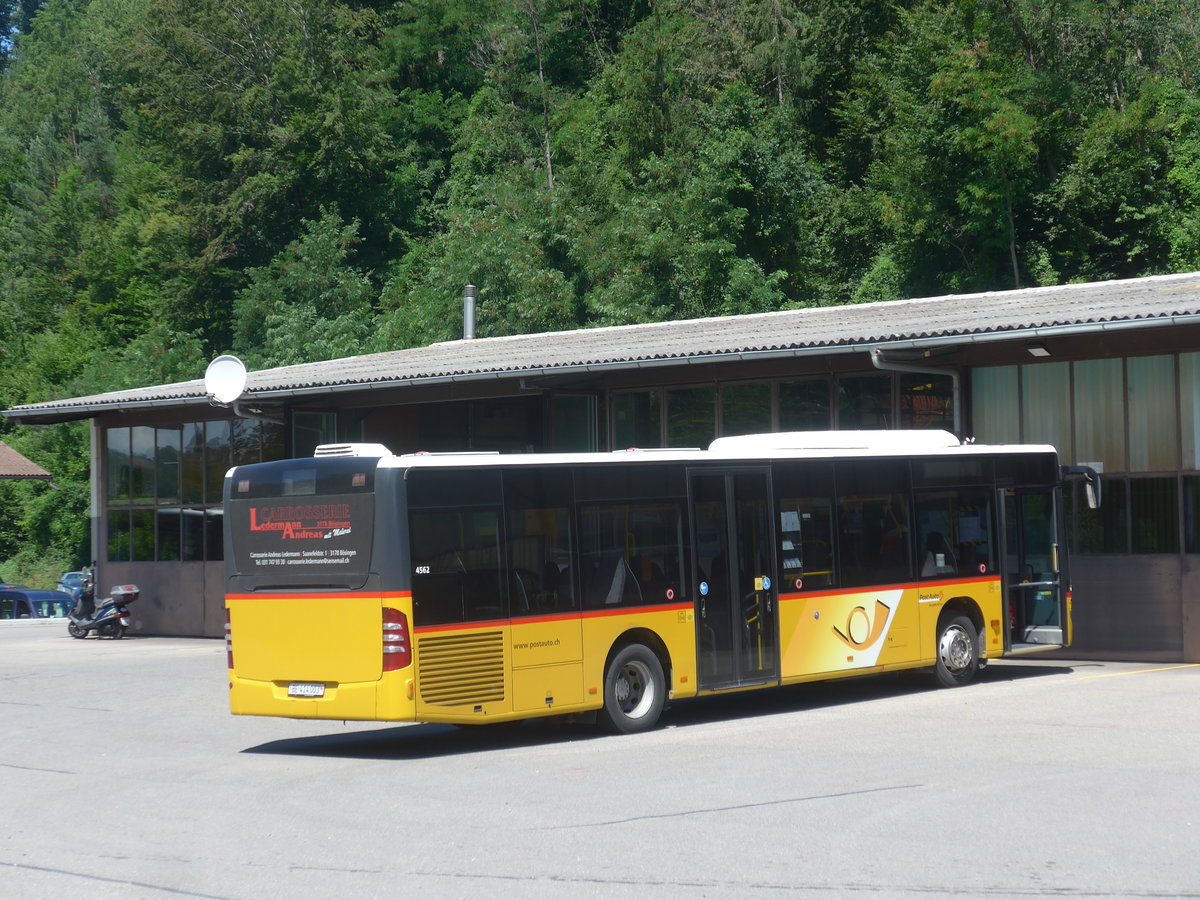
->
773, 460, 837, 592
410, 508, 504, 625
778, 498, 835, 591
915, 489, 994, 580
578, 501, 686, 609
835, 459, 913, 588
504, 469, 577, 616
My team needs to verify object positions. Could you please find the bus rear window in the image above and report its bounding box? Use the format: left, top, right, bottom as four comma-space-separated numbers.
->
226, 458, 376, 587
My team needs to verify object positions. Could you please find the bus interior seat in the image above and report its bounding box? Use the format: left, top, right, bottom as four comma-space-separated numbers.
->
585, 551, 624, 606
555, 566, 572, 606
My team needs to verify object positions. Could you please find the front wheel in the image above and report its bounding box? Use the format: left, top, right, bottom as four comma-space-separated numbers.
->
67, 621, 88, 639
598, 644, 666, 734
934, 613, 979, 687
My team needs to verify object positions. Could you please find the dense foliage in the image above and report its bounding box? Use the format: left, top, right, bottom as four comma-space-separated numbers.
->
2, 0, 1199, 581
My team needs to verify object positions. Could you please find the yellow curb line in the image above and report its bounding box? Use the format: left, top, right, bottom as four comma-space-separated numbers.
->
1075, 663, 1200, 680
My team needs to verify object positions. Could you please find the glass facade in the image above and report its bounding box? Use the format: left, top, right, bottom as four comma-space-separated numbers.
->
1074, 359, 1125, 471
779, 379, 832, 431
720, 383, 771, 436
970, 366, 1018, 444
899, 373, 953, 429
1022, 362, 1073, 462
613, 392, 662, 449
106, 419, 284, 563
551, 395, 598, 451
613, 372, 951, 447
293, 411, 336, 457
837, 375, 892, 429
667, 387, 716, 448
1127, 356, 1178, 472
976, 354, 1200, 557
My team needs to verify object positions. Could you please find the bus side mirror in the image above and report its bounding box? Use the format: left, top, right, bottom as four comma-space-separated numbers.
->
1061, 465, 1102, 509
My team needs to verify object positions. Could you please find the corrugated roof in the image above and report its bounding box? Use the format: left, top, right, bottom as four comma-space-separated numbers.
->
7, 271, 1200, 423
0, 441, 52, 479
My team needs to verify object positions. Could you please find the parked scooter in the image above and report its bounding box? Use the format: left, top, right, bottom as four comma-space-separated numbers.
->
67, 567, 139, 639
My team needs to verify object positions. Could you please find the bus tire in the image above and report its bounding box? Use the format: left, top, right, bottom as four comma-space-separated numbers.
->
934, 613, 979, 688
599, 644, 665, 734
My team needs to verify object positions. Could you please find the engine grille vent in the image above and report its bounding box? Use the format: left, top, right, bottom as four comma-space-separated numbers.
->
417, 631, 505, 707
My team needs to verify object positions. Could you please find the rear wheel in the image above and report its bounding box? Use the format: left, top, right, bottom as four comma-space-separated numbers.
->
98, 622, 120, 638
599, 644, 666, 734
934, 613, 979, 687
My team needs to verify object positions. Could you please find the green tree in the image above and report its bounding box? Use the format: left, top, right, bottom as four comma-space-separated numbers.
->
1164, 88, 1200, 269
120, 0, 407, 344
233, 209, 377, 367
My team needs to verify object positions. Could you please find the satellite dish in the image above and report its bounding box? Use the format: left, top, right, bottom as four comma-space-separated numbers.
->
205, 355, 248, 406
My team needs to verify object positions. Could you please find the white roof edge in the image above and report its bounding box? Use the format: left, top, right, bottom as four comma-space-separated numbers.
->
376, 432, 1059, 468
708, 430, 961, 453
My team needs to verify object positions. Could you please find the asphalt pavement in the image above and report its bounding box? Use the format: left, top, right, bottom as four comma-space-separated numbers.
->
3, 619, 1199, 899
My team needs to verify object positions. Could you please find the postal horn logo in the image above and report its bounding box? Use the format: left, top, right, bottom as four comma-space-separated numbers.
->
833, 599, 891, 650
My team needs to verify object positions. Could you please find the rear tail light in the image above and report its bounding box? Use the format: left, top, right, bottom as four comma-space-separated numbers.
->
225, 609, 234, 669
382, 607, 412, 672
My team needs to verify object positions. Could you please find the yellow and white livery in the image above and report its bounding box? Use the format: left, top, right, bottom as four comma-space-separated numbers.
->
225, 431, 1088, 733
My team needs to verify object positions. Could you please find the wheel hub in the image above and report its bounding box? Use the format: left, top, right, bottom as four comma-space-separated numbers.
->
616, 662, 650, 715
940, 625, 972, 672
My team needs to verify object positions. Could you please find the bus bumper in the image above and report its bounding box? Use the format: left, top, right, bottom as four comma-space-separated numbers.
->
229, 670, 417, 722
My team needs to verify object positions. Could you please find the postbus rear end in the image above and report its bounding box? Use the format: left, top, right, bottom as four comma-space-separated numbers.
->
224, 453, 417, 721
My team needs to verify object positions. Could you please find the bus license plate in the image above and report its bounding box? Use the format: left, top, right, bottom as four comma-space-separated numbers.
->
287, 682, 325, 698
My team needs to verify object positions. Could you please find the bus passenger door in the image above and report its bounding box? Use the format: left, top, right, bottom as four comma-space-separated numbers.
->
1001, 488, 1065, 650
690, 469, 779, 690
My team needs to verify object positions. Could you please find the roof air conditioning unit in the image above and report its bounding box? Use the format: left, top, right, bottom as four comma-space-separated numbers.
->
313, 443, 394, 458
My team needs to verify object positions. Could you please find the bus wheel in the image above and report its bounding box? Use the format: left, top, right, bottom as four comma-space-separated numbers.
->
599, 644, 665, 734
934, 614, 979, 688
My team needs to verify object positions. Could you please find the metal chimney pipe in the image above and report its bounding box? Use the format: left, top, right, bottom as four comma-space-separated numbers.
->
463, 284, 477, 340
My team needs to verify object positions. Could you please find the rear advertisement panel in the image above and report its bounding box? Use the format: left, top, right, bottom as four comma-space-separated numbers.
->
226, 459, 377, 589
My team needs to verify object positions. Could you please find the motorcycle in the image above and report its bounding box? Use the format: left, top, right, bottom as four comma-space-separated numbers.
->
67, 568, 139, 639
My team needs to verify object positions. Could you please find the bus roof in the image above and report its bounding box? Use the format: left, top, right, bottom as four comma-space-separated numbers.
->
314, 431, 1060, 470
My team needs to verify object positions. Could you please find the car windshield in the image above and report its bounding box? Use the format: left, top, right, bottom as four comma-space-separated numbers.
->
61, 573, 84, 587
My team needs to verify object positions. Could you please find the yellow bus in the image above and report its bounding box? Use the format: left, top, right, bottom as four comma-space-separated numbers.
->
223, 431, 1096, 733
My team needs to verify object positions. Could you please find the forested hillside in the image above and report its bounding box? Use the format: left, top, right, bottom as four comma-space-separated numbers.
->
2, 0, 1199, 582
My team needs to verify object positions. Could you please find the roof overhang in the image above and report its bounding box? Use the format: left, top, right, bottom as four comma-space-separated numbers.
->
0, 441, 53, 479
6, 271, 1200, 425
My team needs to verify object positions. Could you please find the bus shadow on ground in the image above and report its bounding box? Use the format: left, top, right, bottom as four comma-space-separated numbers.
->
241, 660, 1075, 761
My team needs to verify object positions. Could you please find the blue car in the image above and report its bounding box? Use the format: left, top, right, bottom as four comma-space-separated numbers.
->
0, 588, 74, 619
56, 571, 86, 595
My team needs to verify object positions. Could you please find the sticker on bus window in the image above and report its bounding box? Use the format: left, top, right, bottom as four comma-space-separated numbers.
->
795, 578, 803, 590
665, 588, 675, 601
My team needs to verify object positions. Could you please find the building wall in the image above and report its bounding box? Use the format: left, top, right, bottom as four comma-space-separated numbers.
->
1070, 555, 1185, 661
1182, 557, 1200, 662
101, 560, 221, 637
86, 339, 1200, 661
